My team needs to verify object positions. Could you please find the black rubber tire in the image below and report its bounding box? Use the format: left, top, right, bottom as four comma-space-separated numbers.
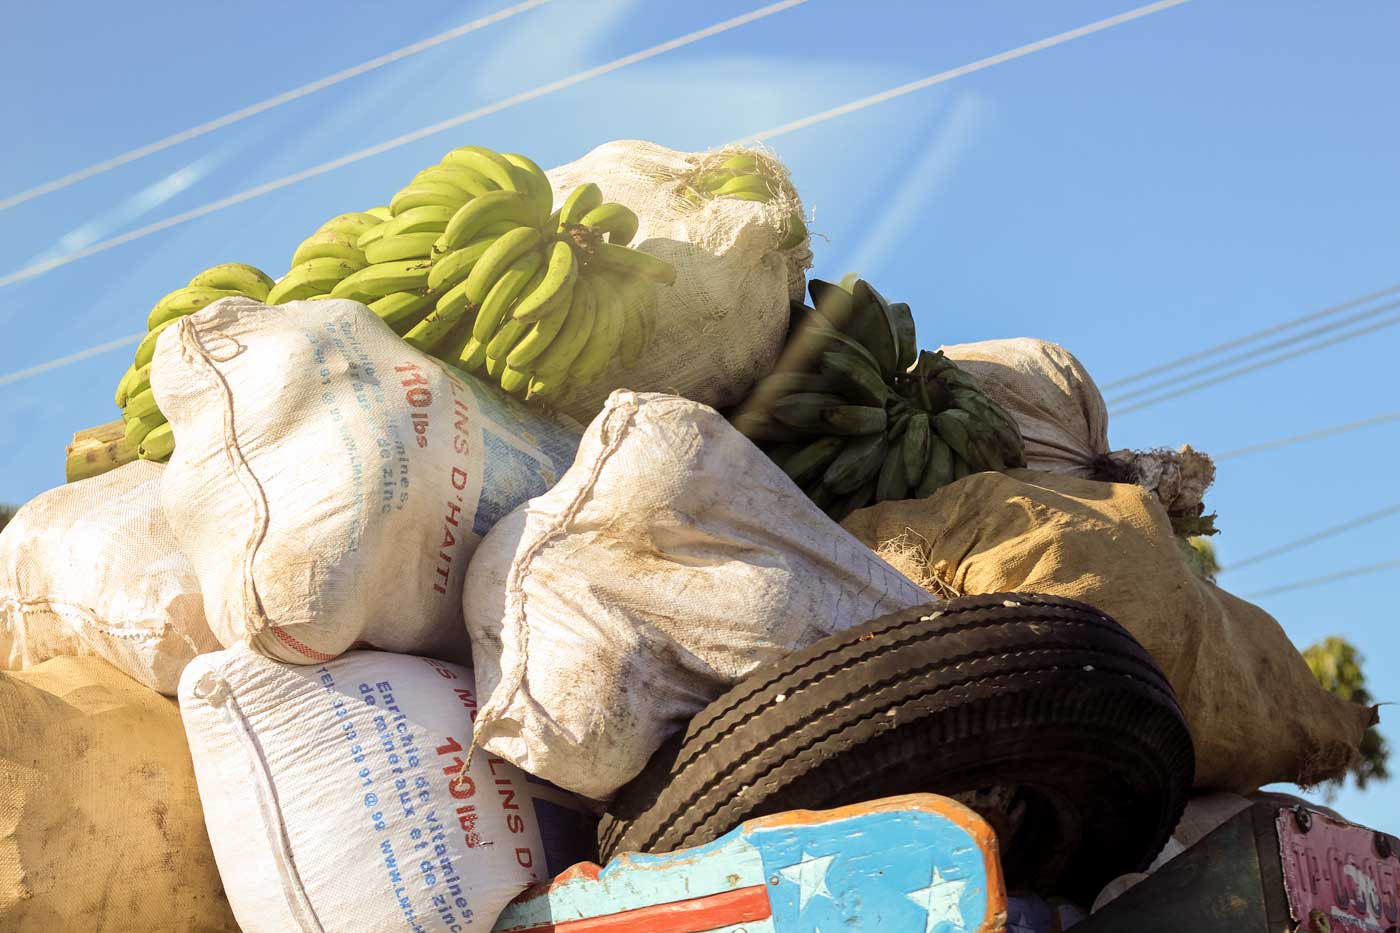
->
597, 593, 1194, 902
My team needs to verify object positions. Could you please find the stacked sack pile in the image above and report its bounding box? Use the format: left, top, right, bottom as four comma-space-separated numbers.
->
3, 137, 1377, 931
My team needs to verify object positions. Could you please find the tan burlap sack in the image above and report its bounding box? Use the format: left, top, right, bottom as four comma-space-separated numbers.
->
841, 470, 1375, 793
0, 657, 236, 931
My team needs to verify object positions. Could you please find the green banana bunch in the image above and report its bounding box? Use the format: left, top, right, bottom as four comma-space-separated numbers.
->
727, 276, 1025, 522
681, 149, 808, 251
385, 149, 673, 404
112, 261, 276, 464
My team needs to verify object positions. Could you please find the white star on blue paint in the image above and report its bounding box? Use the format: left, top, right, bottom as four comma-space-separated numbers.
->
906, 866, 969, 933
778, 850, 837, 910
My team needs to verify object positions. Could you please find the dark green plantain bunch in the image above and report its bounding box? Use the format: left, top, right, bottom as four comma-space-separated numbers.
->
729, 277, 1026, 522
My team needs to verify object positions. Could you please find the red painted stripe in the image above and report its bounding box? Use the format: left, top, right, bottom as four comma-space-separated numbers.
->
507, 884, 771, 933
269, 626, 338, 661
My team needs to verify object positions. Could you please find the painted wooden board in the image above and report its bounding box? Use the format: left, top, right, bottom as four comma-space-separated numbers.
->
494, 793, 1006, 932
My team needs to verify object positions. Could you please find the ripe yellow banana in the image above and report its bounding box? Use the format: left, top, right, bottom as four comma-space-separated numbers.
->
578, 203, 639, 246
567, 275, 622, 383
502, 153, 553, 220
438, 190, 539, 252
381, 205, 455, 238
365, 206, 393, 221
365, 232, 439, 264
471, 248, 545, 342
499, 365, 530, 396
463, 226, 543, 309
511, 240, 576, 322
506, 290, 573, 368
114, 363, 138, 407
389, 181, 470, 216
268, 257, 366, 304
589, 242, 676, 285
329, 259, 433, 303
147, 286, 244, 330
720, 152, 762, 173
356, 223, 389, 250
558, 183, 604, 228
367, 291, 434, 335
456, 335, 490, 373
124, 387, 161, 422
441, 146, 520, 195
485, 318, 530, 377
413, 164, 496, 198
138, 422, 175, 462
187, 263, 275, 300
123, 410, 167, 450
716, 175, 774, 199
135, 318, 178, 368
317, 212, 381, 239
425, 234, 500, 294
528, 268, 596, 382
292, 230, 366, 267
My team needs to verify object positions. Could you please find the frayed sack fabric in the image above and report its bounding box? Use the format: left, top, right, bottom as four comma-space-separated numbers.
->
180, 647, 593, 932
842, 470, 1375, 793
463, 391, 930, 801
0, 460, 219, 695
0, 657, 237, 932
157, 297, 580, 665
940, 338, 1215, 524
545, 140, 811, 423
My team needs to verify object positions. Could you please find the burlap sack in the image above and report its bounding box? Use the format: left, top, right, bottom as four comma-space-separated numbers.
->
940, 338, 1215, 527
545, 140, 811, 423
0, 657, 236, 931
842, 470, 1374, 793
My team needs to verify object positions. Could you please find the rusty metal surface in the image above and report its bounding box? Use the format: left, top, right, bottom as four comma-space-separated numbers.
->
1277, 805, 1400, 932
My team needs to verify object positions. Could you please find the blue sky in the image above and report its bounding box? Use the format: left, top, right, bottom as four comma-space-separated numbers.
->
2, 1, 1396, 832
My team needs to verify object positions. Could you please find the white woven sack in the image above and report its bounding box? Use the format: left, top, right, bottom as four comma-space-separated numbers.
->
463, 391, 930, 801
180, 647, 592, 932
545, 140, 811, 423
0, 461, 219, 695
157, 297, 580, 665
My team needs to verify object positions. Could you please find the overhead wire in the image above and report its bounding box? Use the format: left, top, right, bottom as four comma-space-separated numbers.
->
1106, 292, 1400, 405
1100, 281, 1400, 391
1244, 560, 1400, 600
1217, 411, 1400, 461
1220, 504, 1400, 572
0, 0, 811, 291
0, 0, 555, 213
1111, 302, 1400, 416
0, 0, 1191, 386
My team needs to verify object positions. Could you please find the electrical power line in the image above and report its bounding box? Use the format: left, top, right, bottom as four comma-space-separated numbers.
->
1244, 559, 1400, 599
0, 332, 142, 388
1221, 503, 1400, 572
0, 0, 810, 291
1217, 410, 1400, 461
1106, 292, 1400, 405
0, 0, 1190, 388
735, 0, 1190, 143
1112, 305, 1400, 416
1099, 281, 1400, 391
0, 0, 554, 213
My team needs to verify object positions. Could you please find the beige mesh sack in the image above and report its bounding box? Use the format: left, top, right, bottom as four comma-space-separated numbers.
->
545, 140, 812, 423
842, 469, 1376, 794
